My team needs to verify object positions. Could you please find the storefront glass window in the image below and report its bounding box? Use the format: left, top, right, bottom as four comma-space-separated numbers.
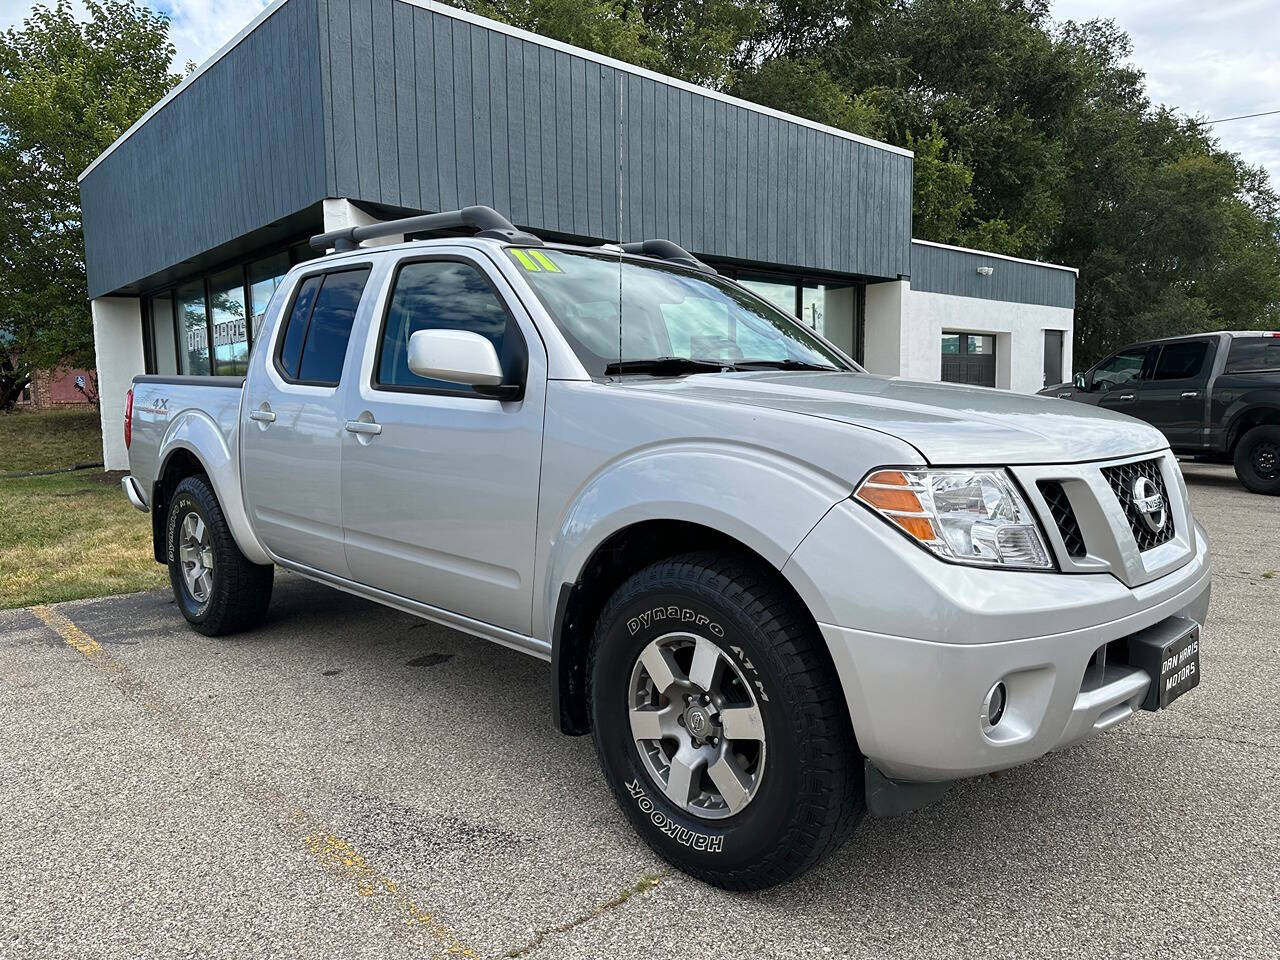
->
176, 281, 210, 375
249, 253, 291, 338
738, 276, 797, 317
210, 268, 249, 375
801, 285, 825, 335
148, 292, 178, 375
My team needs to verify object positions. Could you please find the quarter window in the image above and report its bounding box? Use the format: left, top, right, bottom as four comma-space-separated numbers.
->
276, 268, 370, 386
1225, 337, 1280, 373
376, 260, 522, 392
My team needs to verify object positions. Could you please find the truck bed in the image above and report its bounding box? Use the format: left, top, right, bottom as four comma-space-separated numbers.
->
128, 375, 246, 498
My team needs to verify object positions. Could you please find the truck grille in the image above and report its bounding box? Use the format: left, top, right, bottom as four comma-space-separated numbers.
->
1038, 480, 1087, 557
1101, 459, 1175, 552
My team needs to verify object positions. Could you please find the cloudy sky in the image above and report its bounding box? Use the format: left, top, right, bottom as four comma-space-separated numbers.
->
1, 0, 1277, 183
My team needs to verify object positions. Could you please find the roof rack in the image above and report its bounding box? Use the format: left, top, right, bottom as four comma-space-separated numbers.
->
310, 205, 543, 253
619, 239, 717, 275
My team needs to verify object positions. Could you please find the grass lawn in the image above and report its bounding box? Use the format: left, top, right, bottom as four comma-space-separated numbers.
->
0, 470, 165, 609
0, 408, 105, 473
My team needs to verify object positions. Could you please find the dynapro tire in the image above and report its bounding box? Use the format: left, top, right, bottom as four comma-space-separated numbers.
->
166, 475, 274, 636
589, 551, 862, 890
1234, 425, 1280, 495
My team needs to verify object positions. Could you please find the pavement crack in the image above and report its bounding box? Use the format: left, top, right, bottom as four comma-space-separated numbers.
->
502, 870, 667, 958
1126, 728, 1279, 751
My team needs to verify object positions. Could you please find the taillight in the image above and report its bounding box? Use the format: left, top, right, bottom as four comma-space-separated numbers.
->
124, 388, 133, 449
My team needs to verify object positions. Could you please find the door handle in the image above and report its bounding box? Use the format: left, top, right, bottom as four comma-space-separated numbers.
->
1181, 391, 1200, 399
1118, 393, 1135, 401
249, 407, 276, 423
344, 420, 382, 436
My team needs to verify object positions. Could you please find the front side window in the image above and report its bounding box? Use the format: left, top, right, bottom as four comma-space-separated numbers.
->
1152, 341, 1209, 381
377, 260, 523, 392
1091, 348, 1147, 391
510, 250, 849, 376
275, 268, 370, 386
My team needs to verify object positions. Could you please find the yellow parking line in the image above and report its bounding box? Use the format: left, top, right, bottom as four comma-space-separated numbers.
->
32, 604, 103, 658
297, 824, 479, 956
30, 602, 479, 957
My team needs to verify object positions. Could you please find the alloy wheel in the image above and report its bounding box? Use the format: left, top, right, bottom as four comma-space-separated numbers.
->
178, 511, 215, 604
628, 631, 766, 820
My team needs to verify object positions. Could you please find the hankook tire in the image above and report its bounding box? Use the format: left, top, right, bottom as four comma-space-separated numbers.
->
589, 551, 863, 890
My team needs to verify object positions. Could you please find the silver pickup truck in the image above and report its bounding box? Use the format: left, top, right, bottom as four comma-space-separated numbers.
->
122, 207, 1211, 889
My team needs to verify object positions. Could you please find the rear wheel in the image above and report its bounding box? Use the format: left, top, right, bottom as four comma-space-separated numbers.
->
589, 551, 862, 890
1234, 425, 1280, 495
166, 475, 274, 635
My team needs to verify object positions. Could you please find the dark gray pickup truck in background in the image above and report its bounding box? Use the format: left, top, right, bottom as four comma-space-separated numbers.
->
1042, 331, 1280, 494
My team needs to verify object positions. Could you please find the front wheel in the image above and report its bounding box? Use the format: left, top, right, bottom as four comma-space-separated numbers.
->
166, 475, 274, 635
589, 552, 862, 890
1234, 425, 1280, 495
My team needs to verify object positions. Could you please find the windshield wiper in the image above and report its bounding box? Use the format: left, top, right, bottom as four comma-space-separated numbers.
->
603, 357, 731, 376
733, 359, 840, 371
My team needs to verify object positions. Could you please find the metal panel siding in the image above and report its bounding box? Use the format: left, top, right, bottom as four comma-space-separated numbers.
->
317, 0, 911, 279
80, 0, 327, 298
909, 241, 1076, 308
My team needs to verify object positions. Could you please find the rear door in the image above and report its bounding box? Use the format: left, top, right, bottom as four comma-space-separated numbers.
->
241, 262, 374, 575
339, 250, 546, 634
1131, 338, 1215, 449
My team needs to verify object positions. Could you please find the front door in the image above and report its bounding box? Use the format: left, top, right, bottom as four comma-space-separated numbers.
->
1130, 338, 1215, 450
241, 264, 374, 576
340, 252, 545, 635
1086, 345, 1154, 413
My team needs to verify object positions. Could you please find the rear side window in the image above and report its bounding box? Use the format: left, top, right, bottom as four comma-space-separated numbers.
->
375, 260, 524, 393
1151, 341, 1209, 381
1226, 337, 1280, 373
275, 267, 371, 385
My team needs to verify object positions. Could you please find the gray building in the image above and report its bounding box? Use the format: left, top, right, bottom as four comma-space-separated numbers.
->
80, 0, 1076, 469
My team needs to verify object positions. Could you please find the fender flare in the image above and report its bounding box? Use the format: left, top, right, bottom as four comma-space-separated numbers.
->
541, 440, 853, 634
156, 409, 272, 565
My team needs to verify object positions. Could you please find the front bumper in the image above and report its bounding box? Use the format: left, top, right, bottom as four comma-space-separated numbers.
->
783, 499, 1212, 784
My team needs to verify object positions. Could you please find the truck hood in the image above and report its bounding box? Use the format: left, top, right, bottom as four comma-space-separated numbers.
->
622, 371, 1168, 465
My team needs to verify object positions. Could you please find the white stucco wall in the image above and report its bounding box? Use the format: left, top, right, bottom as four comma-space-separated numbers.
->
863, 281, 1074, 394
91, 296, 145, 470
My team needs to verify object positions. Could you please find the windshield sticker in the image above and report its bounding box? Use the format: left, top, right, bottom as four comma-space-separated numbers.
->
511, 248, 562, 273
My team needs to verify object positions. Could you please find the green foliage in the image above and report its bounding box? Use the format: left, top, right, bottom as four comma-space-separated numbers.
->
0, 0, 179, 410
467, 0, 1280, 368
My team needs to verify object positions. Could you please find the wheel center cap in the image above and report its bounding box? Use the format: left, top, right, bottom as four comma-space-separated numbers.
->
684, 706, 713, 740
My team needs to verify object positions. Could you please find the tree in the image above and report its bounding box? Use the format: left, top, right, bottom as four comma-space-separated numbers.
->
466, 0, 1280, 367
0, 0, 180, 411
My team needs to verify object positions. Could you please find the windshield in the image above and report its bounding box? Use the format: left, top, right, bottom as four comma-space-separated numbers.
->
508, 249, 853, 376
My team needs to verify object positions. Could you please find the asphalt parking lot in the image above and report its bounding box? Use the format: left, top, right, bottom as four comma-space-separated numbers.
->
2, 462, 1277, 959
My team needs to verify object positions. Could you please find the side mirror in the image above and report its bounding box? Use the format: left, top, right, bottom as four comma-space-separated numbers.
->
407, 329, 520, 399
1074, 372, 1088, 390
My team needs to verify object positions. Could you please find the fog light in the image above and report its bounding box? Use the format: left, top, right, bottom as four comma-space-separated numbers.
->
982, 682, 1007, 730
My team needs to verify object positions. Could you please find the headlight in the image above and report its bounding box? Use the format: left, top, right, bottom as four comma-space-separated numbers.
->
855, 468, 1053, 570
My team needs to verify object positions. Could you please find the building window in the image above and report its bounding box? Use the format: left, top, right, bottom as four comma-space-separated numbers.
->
249, 253, 291, 338
176, 280, 210, 375
209, 267, 250, 376
148, 291, 178, 375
